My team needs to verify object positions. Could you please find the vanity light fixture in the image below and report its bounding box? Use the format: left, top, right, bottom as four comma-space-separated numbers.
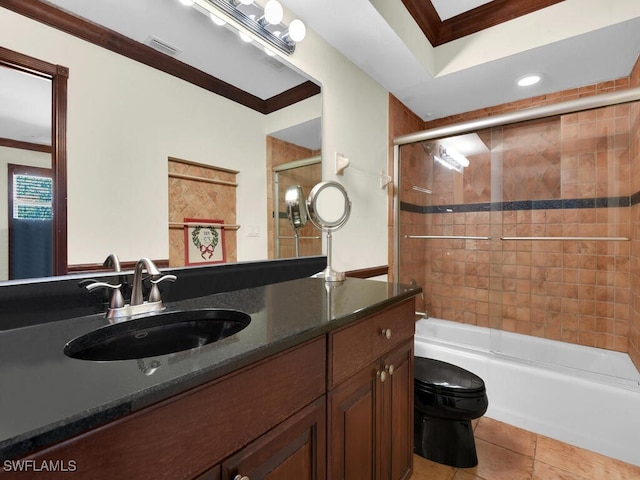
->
188, 0, 306, 55
517, 74, 541, 87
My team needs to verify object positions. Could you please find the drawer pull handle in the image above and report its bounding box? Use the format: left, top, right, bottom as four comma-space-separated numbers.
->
234, 476, 250, 480
385, 364, 395, 376
381, 328, 392, 339
377, 370, 387, 383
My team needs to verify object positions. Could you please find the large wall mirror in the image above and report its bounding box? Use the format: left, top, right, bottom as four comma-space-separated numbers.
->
0, 1, 319, 283
0, 46, 67, 281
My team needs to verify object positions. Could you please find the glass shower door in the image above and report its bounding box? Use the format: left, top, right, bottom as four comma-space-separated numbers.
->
397, 134, 501, 329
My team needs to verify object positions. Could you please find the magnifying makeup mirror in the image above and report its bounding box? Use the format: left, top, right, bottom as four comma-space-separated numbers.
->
285, 185, 308, 257
307, 181, 351, 282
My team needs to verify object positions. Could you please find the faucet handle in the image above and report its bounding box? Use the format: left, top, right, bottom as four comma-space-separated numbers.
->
86, 281, 125, 309
149, 275, 177, 303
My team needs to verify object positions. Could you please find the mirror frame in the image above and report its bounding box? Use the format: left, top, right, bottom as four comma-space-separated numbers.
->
0, 46, 68, 276
306, 181, 351, 231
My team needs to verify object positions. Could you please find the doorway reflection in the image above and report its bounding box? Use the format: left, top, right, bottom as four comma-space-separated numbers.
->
0, 62, 52, 280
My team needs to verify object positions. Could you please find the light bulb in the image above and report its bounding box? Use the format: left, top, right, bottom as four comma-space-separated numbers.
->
209, 12, 226, 26
264, 0, 284, 25
178, 0, 194, 5
287, 19, 306, 42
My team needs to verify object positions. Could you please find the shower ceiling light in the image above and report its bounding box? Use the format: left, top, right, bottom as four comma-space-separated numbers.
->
434, 145, 469, 173
190, 0, 305, 55
434, 154, 459, 172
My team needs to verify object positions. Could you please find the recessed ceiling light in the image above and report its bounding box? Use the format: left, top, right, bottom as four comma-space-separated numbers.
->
517, 75, 541, 87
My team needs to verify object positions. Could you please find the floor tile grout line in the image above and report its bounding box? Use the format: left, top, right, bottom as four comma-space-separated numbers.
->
529, 432, 538, 480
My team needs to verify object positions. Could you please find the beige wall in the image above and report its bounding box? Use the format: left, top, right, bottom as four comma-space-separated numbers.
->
0, 5, 389, 271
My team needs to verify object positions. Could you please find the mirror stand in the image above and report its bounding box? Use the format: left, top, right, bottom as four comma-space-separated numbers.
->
318, 230, 345, 282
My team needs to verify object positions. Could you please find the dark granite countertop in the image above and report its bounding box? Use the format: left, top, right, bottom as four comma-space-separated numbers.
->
0, 276, 419, 460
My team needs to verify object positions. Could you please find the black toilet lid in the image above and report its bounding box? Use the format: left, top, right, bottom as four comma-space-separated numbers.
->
414, 357, 485, 395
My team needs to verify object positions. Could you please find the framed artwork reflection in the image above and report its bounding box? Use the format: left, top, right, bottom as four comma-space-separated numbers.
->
184, 218, 226, 265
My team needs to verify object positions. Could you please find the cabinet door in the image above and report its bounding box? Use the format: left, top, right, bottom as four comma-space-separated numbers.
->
221, 397, 326, 480
194, 465, 221, 480
383, 340, 414, 480
328, 362, 384, 480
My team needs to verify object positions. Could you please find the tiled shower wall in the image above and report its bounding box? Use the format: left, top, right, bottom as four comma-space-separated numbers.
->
391, 54, 640, 368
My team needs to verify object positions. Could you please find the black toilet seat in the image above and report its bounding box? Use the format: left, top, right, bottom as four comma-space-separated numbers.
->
414, 358, 486, 397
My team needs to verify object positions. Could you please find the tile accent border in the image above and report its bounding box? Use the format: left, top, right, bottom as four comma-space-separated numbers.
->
401, 193, 637, 214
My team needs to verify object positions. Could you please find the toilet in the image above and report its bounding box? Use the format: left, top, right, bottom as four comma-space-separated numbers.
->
414, 357, 488, 468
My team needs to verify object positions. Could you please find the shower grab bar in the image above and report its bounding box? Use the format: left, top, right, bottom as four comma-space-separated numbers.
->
412, 186, 433, 194
501, 236, 630, 241
404, 235, 491, 240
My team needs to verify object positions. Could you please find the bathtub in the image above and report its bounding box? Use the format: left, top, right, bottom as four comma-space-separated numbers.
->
414, 318, 640, 467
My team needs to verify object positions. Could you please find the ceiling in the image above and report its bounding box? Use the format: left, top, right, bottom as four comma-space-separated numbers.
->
279, 0, 640, 121
2, 0, 640, 145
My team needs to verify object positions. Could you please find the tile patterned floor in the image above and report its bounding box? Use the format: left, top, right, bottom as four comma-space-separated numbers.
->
410, 417, 640, 480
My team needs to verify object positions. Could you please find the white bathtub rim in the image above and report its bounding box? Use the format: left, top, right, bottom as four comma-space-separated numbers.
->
415, 318, 640, 392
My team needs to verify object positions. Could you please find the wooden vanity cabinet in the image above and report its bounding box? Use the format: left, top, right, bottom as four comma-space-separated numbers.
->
9, 337, 326, 480
327, 300, 415, 480
8, 298, 416, 480
218, 396, 326, 480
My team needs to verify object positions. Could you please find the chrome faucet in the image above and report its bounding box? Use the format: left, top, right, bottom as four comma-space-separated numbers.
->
86, 255, 176, 321
130, 257, 161, 306
103, 253, 121, 272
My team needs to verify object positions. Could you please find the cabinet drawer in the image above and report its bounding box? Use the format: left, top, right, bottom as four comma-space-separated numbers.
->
328, 299, 415, 388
